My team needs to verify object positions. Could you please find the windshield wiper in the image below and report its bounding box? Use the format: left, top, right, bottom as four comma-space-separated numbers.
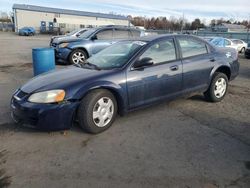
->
75, 61, 101, 70
85, 62, 101, 70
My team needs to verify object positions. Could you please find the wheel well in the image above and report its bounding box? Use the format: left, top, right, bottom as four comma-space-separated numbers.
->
69, 48, 89, 60
215, 66, 231, 80
79, 88, 124, 115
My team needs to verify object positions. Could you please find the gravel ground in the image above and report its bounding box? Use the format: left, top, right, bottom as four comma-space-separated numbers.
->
0, 32, 249, 188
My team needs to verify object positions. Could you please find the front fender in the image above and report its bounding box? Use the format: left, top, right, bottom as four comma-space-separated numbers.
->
73, 81, 128, 114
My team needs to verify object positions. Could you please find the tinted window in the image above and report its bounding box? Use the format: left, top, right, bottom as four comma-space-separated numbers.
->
139, 39, 176, 64
178, 38, 207, 58
96, 29, 113, 40
113, 29, 129, 39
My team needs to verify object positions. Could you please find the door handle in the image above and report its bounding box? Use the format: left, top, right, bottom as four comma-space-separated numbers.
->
170, 65, 179, 71
210, 57, 215, 62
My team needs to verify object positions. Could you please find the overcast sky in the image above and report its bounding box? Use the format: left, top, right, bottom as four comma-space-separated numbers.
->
1, 0, 250, 24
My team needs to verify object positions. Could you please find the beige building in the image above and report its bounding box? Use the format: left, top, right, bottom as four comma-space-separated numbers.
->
12, 4, 130, 33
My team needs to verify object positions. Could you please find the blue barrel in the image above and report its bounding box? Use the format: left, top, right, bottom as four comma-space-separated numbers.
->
32, 48, 55, 76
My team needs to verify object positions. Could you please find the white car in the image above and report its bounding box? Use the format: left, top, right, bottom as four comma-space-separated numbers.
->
210, 37, 239, 51
231, 39, 248, 53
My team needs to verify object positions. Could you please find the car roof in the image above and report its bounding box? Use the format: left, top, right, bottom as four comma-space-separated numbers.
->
97, 25, 140, 31
131, 34, 202, 42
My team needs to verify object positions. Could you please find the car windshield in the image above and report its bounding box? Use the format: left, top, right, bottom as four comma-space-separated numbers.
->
78, 28, 98, 38
210, 38, 224, 47
66, 30, 80, 36
85, 41, 147, 69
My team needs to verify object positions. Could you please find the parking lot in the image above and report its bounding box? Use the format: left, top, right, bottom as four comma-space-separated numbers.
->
0, 32, 250, 187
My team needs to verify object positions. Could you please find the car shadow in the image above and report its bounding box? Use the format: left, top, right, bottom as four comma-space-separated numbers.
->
188, 94, 206, 102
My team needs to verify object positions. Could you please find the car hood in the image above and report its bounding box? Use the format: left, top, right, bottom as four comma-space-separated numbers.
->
21, 66, 112, 94
53, 36, 86, 44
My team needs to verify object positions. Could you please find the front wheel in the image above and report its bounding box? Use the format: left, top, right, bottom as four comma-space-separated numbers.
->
77, 89, 117, 134
69, 49, 87, 65
240, 47, 245, 53
204, 72, 228, 102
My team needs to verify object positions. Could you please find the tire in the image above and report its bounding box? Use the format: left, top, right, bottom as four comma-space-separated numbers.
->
241, 47, 245, 53
69, 49, 88, 65
77, 89, 117, 134
204, 72, 228, 102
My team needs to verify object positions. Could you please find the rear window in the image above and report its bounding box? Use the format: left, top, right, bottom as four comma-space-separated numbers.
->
96, 29, 113, 40
130, 30, 141, 38
178, 38, 208, 58
113, 29, 129, 39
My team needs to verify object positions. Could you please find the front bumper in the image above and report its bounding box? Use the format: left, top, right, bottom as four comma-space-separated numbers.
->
54, 47, 72, 64
10, 92, 80, 131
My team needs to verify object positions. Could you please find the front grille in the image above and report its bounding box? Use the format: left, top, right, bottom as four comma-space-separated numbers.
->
51, 43, 57, 48
14, 90, 28, 101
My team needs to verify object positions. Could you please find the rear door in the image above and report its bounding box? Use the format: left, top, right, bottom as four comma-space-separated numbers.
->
176, 36, 215, 92
113, 28, 130, 41
126, 38, 183, 108
90, 28, 114, 54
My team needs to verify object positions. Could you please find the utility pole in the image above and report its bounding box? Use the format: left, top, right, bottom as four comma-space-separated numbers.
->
181, 12, 184, 33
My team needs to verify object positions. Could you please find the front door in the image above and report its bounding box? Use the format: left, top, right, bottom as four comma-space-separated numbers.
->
90, 28, 114, 55
126, 38, 183, 109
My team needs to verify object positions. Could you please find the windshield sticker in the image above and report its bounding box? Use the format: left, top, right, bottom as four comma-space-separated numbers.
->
133, 41, 147, 46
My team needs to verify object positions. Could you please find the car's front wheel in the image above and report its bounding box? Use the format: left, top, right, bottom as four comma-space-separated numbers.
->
69, 49, 88, 65
241, 47, 245, 53
204, 72, 228, 102
77, 89, 117, 134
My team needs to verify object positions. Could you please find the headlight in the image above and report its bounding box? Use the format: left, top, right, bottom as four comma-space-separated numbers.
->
28, 90, 65, 103
58, 43, 69, 48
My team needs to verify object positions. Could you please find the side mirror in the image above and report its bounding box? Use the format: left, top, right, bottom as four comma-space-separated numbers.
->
76, 33, 80, 37
133, 57, 154, 69
91, 35, 98, 40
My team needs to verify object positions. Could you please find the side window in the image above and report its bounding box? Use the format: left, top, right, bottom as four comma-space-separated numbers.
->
113, 29, 129, 39
96, 29, 113, 40
225, 39, 231, 46
130, 30, 141, 38
178, 38, 208, 58
236, 40, 243, 44
139, 39, 176, 64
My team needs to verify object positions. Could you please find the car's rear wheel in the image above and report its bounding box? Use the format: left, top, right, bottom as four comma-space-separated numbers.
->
204, 72, 228, 102
77, 89, 117, 134
69, 49, 87, 65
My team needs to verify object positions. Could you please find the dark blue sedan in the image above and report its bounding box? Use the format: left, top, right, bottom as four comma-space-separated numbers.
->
11, 35, 239, 133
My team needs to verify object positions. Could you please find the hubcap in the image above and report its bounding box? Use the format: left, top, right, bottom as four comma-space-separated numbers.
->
92, 97, 114, 127
214, 78, 227, 98
72, 52, 85, 64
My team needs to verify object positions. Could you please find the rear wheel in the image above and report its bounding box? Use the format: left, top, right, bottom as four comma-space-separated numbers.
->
69, 49, 88, 65
204, 72, 228, 102
77, 89, 117, 134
